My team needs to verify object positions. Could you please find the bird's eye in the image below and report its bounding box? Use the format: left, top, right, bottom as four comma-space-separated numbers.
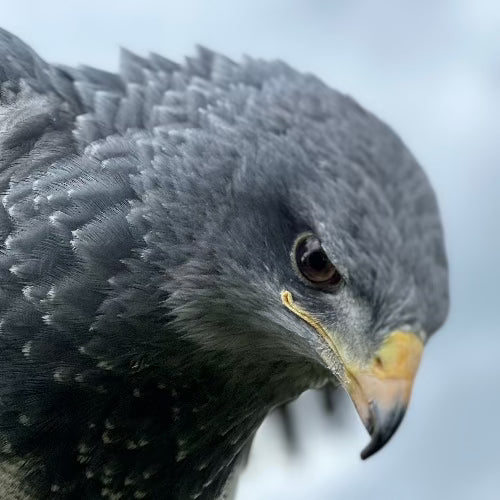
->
294, 234, 343, 288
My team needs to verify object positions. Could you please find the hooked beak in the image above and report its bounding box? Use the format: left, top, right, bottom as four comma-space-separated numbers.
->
345, 330, 424, 459
280, 291, 424, 459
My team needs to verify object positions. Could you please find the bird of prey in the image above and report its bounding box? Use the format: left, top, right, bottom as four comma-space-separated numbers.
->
0, 28, 449, 499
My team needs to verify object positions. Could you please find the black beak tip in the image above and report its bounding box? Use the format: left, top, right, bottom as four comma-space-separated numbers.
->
360, 403, 407, 460
360, 436, 387, 460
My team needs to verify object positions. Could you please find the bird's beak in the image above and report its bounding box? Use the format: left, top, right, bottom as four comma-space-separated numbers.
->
344, 330, 424, 459
280, 291, 424, 459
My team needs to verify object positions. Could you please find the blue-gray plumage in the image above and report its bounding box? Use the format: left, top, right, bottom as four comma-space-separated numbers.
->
0, 28, 449, 499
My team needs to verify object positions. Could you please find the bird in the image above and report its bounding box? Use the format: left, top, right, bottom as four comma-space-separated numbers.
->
0, 28, 449, 499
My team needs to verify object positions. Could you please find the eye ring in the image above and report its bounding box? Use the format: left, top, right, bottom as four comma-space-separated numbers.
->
291, 233, 343, 290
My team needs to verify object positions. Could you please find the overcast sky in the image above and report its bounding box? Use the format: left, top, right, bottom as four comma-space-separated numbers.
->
1, 1, 499, 498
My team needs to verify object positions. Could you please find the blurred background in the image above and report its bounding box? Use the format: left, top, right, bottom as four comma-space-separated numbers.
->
1, 0, 499, 498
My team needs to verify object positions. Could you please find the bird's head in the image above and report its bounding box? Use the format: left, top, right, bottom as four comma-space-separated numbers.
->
162, 72, 449, 458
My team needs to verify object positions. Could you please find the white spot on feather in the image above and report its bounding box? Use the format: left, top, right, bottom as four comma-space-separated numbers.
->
18, 414, 31, 426
49, 213, 60, 225
22, 286, 34, 301
126, 440, 138, 450
142, 469, 155, 480
105, 419, 115, 430
1, 441, 12, 454
104, 465, 115, 477
101, 487, 123, 499
33, 195, 44, 209
102, 431, 113, 444
78, 442, 90, 454
22, 341, 32, 358
78, 454, 90, 464
85, 142, 102, 158
9, 265, 20, 276
230, 434, 241, 445
203, 477, 214, 488
176, 439, 188, 461
4, 235, 13, 249
53, 368, 66, 382
98, 361, 114, 371
42, 314, 53, 326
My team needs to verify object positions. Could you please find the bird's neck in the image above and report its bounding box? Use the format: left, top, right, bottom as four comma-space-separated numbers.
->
156, 352, 322, 498
12, 336, 325, 499
71, 356, 318, 498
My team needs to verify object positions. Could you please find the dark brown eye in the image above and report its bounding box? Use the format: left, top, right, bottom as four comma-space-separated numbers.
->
294, 234, 343, 287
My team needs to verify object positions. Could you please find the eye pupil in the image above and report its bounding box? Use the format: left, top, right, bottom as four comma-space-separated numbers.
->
294, 235, 343, 288
307, 250, 328, 272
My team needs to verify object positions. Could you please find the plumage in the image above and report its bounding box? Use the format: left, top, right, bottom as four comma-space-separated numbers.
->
0, 28, 448, 499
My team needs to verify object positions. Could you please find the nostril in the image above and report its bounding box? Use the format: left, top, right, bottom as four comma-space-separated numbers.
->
374, 356, 383, 369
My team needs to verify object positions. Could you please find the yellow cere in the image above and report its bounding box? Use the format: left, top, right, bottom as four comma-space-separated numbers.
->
370, 330, 424, 381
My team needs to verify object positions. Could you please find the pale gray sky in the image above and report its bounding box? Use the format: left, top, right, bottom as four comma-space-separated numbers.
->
1, 1, 498, 498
